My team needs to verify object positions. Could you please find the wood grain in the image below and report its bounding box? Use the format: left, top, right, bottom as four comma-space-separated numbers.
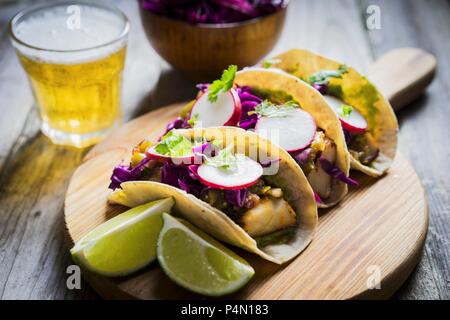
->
64, 102, 428, 300
0, 0, 448, 300
367, 48, 437, 111
361, 0, 450, 300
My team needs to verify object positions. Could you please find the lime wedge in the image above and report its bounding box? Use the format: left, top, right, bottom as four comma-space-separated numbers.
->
71, 198, 174, 277
157, 213, 255, 296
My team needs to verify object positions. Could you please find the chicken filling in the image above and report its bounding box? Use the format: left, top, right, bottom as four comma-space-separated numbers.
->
116, 138, 298, 245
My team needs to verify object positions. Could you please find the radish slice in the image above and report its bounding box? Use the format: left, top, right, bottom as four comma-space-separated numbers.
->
324, 96, 368, 134
255, 109, 317, 153
190, 88, 242, 127
146, 146, 200, 165
197, 156, 263, 190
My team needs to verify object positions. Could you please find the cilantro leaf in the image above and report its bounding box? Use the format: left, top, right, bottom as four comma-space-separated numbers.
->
211, 139, 223, 148
307, 65, 349, 85
339, 104, 353, 117
262, 58, 282, 69
207, 65, 238, 103
249, 100, 299, 118
204, 144, 243, 171
187, 113, 199, 127
155, 131, 193, 157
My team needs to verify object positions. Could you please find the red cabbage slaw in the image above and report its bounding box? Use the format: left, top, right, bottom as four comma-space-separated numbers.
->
109, 138, 267, 209
140, 0, 289, 24
236, 86, 262, 130
163, 163, 249, 208
109, 157, 151, 190
161, 162, 210, 197
173, 84, 357, 188
237, 86, 357, 187
109, 82, 357, 206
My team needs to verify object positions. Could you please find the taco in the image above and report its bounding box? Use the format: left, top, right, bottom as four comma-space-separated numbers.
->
167, 65, 355, 208
265, 49, 398, 177
108, 127, 317, 264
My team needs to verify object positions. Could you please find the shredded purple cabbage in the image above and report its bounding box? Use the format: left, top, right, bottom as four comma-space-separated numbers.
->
314, 191, 323, 204
238, 118, 258, 130
292, 148, 312, 166
319, 157, 359, 186
312, 83, 328, 95
161, 117, 190, 138
236, 86, 262, 130
260, 158, 280, 168
109, 131, 252, 211
224, 189, 249, 208
161, 161, 251, 209
188, 164, 200, 177
161, 162, 209, 197
109, 157, 151, 190
196, 83, 210, 92
140, 0, 289, 24
192, 142, 219, 159
191, 142, 210, 154
238, 91, 264, 103
313, 192, 322, 204
343, 129, 352, 145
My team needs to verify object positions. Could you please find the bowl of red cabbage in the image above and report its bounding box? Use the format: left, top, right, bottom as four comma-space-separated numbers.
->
139, 0, 289, 80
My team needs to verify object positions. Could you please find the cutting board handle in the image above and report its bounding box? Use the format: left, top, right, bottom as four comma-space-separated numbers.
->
367, 48, 437, 111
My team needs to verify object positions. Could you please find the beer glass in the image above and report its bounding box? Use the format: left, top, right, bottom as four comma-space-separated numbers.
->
9, 2, 129, 148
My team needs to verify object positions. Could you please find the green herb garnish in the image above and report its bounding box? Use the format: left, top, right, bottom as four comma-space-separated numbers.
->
187, 113, 199, 127
155, 131, 193, 157
339, 104, 354, 117
204, 144, 243, 171
211, 139, 223, 148
307, 65, 349, 85
249, 100, 299, 118
262, 58, 282, 69
207, 65, 238, 103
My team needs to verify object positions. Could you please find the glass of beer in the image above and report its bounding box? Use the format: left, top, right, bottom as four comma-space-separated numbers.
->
9, 2, 129, 148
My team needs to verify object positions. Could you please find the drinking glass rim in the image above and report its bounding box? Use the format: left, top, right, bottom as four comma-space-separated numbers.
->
9, 1, 130, 53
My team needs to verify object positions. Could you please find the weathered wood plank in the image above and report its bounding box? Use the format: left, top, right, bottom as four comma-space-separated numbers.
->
113, 0, 197, 120
0, 0, 197, 300
0, 0, 448, 300
0, 23, 33, 172
361, 0, 450, 299
0, 110, 95, 299
273, 0, 374, 72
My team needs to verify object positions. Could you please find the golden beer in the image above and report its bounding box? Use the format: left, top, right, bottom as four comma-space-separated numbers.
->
10, 3, 129, 147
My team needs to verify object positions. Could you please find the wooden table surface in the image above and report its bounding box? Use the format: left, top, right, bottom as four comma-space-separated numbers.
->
0, 0, 448, 300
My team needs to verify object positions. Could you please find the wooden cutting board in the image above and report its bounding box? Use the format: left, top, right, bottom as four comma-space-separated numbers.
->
64, 102, 428, 300
64, 48, 434, 299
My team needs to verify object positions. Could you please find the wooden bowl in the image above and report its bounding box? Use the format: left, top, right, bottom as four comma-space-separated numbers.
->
139, 8, 287, 81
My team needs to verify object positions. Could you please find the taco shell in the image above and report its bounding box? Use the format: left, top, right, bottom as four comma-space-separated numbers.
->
109, 127, 317, 264
235, 68, 351, 207
270, 49, 398, 176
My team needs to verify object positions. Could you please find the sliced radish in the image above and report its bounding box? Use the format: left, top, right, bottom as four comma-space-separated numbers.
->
255, 109, 317, 153
197, 156, 263, 190
323, 96, 368, 134
146, 146, 201, 165
190, 88, 242, 127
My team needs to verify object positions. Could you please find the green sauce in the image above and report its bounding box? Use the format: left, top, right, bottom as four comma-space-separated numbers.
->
255, 227, 297, 248
250, 88, 296, 105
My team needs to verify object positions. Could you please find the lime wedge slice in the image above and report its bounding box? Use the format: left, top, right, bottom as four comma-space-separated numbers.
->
71, 198, 174, 277
157, 213, 255, 296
